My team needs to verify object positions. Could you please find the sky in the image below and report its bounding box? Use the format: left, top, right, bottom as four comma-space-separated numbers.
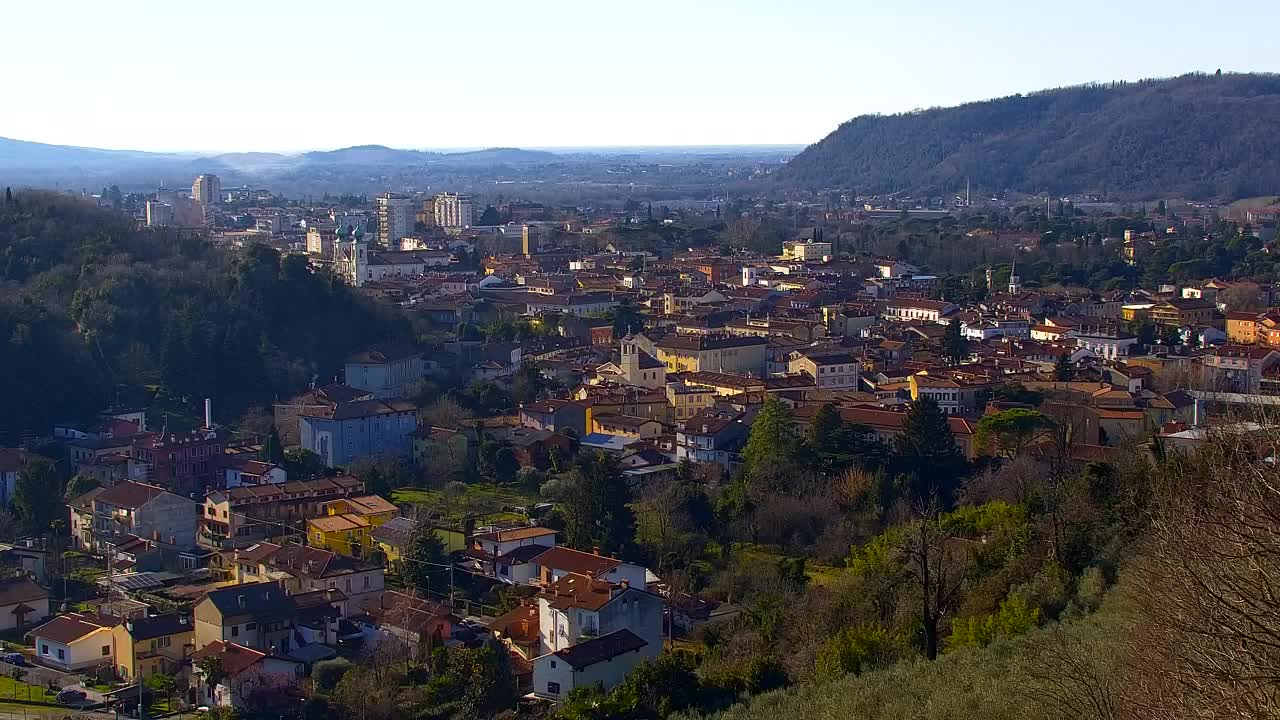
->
4, 0, 1276, 153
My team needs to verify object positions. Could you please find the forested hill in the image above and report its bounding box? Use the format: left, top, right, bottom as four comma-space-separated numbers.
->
780, 73, 1280, 199
0, 191, 413, 442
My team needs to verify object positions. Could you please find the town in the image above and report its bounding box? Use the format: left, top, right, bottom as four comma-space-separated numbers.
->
1, 162, 1279, 720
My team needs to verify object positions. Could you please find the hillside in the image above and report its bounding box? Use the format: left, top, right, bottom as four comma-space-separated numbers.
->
0, 191, 414, 440
780, 72, 1280, 199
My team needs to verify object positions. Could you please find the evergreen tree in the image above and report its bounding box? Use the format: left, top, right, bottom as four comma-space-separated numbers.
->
402, 516, 449, 593
262, 425, 285, 465
14, 458, 62, 534
556, 451, 635, 555
943, 319, 966, 365
1054, 353, 1072, 381
893, 397, 966, 505
742, 396, 800, 487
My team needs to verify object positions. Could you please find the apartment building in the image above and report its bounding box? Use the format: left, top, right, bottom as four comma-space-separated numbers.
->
199, 476, 366, 552
433, 192, 473, 228
376, 193, 413, 247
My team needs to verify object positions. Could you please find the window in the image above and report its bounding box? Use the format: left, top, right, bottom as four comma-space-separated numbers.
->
550, 661, 557, 669
364, 576, 371, 589
231, 625, 239, 637
245, 623, 257, 631
40, 644, 48, 655
57, 648, 65, 660
547, 682, 561, 695
102, 645, 110, 656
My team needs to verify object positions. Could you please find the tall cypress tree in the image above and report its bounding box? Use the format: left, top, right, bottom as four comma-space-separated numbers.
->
894, 396, 966, 506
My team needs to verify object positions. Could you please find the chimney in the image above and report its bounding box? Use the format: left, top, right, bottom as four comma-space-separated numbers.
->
237, 595, 245, 609
179, 616, 188, 625
204, 398, 213, 430
592, 546, 600, 556
126, 620, 134, 633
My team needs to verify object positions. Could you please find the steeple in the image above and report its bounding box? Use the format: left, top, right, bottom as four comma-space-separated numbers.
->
1008, 258, 1021, 295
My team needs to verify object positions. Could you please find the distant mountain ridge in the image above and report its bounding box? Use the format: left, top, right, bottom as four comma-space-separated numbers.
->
780, 72, 1280, 199
0, 138, 560, 174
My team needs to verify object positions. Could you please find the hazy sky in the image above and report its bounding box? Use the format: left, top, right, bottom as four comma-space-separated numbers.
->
5, 0, 1274, 153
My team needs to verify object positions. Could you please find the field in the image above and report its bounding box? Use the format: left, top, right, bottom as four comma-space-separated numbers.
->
734, 543, 845, 586
392, 484, 542, 526
0, 675, 59, 704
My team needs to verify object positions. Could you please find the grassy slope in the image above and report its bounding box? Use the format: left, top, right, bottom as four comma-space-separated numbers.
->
677, 605, 1125, 720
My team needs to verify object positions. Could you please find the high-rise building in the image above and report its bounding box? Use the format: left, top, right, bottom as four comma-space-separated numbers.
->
191, 174, 221, 206
376, 193, 413, 247
433, 192, 473, 229
145, 200, 175, 227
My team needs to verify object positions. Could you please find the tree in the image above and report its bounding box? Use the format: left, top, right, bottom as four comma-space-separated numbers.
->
807, 403, 842, 453
283, 448, 326, 479
1054, 353, 1072, 381
814, 624, 901, 681
14, 458, 61, 534
261, 425, 285, 465
893, 397, 966, 505
402, 516, 448, 593
511, 364, 545, 404
611, 301, 645, 337
742, 396, 800, 488
943, 319, 966, 365
550, 451, 635, 555
64, 473, 100, 502
145, 672, 177, 712
976, 408, 1056, 458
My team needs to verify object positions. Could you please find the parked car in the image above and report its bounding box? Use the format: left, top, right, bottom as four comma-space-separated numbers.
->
56, 690, 88, 705
1, 652, 26, 666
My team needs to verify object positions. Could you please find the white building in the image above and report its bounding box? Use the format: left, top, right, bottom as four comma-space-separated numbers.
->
344, 348, 426, 399
1074, 331, 1139, 361
883, 299, 955, 323
376, 193, 414, 248
782, 240, 833, 262
532, 629, 650, 702
366, 250, 452, 281
433, 192, 473, 229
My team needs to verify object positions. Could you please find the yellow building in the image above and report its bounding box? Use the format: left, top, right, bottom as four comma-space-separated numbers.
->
654, 334, 768, 375
369, 516, 467, 565
307, 495, 397, 556
110, 614, 195, 682
666, 382, 717, 421
1226, 311, 1260, 344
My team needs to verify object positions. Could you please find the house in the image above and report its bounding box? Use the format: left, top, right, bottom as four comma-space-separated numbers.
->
0, 577, 49, 631
232, 543, 385, 608
467, 527, 558, 584
1150, 298, 1216, 327
80, 481, 200, 554
371, 516, 467, 561
1226, 311, 1261, 344
307, 495, 398, 556
129, 429, 226, 495
592, 338, 666, 389
28, 613, 117, 672
344, 348, 426, 400
530, 571, 664, 700
532, 547, 649, 590
589, 414, 664, 440
200, 476, 366, 552
508, 429, 577, 470
788, 351, 859, 390
193, 581, 299, 652
298, 397, 418, 467
216, 458, 286, 489
675, 408, 751, 472
1199, 345, 1280, 394
532, 629, 649, 702
354, 590, 457, 660
654, 334, 768, 375
883, 299, 955, 323
409, 426, 475, 475
666, 381, 717, 422
111, 613, 195, 681
191, 641, 303, 710
1073, 330, 1139, 361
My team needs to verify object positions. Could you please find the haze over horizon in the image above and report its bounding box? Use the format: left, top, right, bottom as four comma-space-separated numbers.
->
5, 0, 1276, 154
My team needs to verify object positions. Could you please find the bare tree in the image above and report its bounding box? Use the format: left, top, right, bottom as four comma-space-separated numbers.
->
1122, 423, 1280, 717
